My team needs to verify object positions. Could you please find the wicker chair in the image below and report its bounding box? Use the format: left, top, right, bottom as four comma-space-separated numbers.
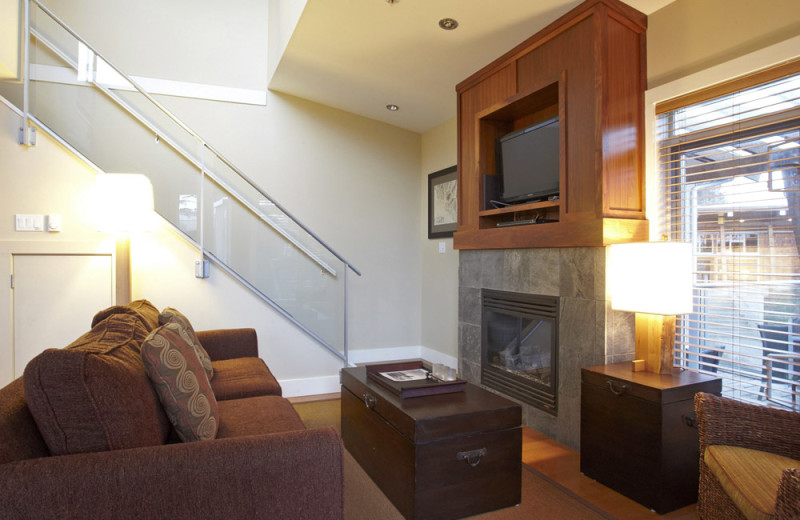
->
695, 392, 800, 520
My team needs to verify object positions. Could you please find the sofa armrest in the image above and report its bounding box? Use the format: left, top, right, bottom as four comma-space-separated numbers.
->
776, 468, 800, 520
695, 392, 800, 460
196, 328, 258, 361
0, 427, 343, 520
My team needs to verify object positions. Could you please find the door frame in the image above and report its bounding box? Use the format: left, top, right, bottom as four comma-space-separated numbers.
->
0, 240, 116, 386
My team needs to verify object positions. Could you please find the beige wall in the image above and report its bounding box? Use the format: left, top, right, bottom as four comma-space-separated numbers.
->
0, 0, 424, 392
0, 0, 20, 79
155, 91, 423, 355
0, 98, 114, 386
268, 0, 307, 84
10, 0, 797, 391
0, 101, 100, 241
420, 117, 458, 359
648, 0, 800, 88
40, 0, 268, 90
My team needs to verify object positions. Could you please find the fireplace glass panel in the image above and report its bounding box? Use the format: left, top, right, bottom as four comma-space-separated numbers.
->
481, 290, 558, 414
485, 310, 553, 387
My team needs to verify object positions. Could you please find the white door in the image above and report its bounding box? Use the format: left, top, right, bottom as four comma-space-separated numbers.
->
12, 254, 114, 378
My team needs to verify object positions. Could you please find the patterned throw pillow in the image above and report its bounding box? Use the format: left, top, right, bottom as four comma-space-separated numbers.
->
141, 323, 219, 442
158, 307, 214, 381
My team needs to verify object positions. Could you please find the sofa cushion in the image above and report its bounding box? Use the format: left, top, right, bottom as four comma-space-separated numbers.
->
158, 307, 213, 381
211, 357, 282, 400
91, 299, 160, 332
216, 395, 306, 438
24, 314, 171, 456
196, 328, 259, 360
142, 323, 219, 442
0, 378, 49, 464
705, 444, 800, 520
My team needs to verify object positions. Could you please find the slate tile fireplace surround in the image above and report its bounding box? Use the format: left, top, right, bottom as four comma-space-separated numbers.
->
458, 247, 634, 450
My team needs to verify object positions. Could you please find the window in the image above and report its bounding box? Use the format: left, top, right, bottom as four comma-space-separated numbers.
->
657, 63, 800, 410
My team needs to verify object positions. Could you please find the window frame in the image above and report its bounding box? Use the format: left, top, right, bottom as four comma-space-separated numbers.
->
656, 68, 800, 409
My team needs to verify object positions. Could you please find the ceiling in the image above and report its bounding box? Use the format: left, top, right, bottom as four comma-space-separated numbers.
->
268, 0, 674, 134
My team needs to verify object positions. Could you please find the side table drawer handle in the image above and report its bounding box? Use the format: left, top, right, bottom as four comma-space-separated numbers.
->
457, 448, 487, 467
363, 392, 377, 409
607, 380, 629, 396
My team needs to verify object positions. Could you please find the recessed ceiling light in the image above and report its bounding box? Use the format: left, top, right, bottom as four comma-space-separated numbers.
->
386, 104, 399, 111
439, 18, 458, 30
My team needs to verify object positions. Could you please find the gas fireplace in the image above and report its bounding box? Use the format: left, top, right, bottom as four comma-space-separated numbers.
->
481, 289, 559, 415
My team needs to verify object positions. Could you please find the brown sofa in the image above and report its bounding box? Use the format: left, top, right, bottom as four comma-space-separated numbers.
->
0, 301, 344, 519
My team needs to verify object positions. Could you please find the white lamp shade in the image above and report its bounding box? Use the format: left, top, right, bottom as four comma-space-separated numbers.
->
608, 241, 694, 315
95, 174, 155, 233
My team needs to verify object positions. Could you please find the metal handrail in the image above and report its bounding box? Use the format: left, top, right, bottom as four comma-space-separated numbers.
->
28, 25, 338, 277
29, 0, 361, 278
34, 28, 340, 277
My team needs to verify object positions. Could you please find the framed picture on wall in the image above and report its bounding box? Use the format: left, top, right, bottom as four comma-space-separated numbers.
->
428, 165, 458, 239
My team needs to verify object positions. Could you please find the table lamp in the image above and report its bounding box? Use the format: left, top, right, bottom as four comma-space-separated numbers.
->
608, 241, 693, 374
95, 173, 155, 305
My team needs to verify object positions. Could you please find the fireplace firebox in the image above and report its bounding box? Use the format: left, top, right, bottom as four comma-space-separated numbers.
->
481, 289, 559, 415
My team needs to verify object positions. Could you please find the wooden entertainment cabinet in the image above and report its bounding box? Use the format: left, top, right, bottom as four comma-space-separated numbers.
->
454, 0, 649, 250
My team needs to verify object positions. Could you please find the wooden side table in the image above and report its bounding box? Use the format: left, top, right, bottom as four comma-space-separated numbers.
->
580, 363, 722, 514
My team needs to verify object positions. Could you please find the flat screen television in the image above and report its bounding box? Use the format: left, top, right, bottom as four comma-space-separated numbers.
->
495, 116, 559, 205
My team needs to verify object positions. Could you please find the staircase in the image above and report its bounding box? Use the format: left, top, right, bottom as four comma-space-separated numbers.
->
2, 0, 359, 364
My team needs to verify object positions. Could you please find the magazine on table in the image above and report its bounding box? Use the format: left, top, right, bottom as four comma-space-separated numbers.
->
378, 368, 429, 382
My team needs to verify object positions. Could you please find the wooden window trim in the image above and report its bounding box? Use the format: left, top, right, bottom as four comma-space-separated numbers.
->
656, 58, 800, 115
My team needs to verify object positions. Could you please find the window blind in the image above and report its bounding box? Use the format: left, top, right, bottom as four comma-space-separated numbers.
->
657, 68, 800, 410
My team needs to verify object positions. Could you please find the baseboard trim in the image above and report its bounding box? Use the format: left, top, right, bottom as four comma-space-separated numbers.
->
280, 375, 341, 398
279, 346, 458, 398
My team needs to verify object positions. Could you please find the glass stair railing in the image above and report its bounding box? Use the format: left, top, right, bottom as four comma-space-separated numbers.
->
1, 0, 360, 363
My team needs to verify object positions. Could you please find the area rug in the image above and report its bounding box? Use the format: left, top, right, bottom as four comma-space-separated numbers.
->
294, 399, 616, 519
343, 449, 616, 520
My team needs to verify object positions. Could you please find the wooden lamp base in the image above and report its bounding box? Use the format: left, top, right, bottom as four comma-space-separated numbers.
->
635, 313, 676, 374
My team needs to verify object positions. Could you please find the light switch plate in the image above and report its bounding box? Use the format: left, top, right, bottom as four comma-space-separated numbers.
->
15, 214, 44, 231
47, 214, 62, 232
438, 241, 446, 254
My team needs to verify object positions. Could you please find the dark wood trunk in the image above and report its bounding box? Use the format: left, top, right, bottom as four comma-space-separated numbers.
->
341, 365, 522, 520
580, 363, 722, 514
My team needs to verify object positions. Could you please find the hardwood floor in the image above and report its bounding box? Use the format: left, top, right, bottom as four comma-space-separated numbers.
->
523, 427, 699, 520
